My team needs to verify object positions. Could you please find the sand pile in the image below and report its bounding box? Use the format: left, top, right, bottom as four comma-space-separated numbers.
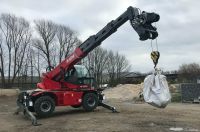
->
103, 83, 179, 101
103, 84, 142, 101
0, 89, 20, 96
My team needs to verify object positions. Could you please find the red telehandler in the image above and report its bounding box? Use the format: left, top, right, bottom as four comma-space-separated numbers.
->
15, 6, 160, 125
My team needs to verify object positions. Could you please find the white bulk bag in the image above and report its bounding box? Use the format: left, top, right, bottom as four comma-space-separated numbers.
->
143, 71, 171, 108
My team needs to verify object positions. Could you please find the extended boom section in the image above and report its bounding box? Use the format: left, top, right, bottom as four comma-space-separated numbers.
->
45, 6, 159, 82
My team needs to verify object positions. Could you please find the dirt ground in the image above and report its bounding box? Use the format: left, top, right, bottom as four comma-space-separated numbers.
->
0, 95, 199, 132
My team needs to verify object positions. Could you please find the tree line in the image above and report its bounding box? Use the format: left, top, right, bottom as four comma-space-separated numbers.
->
178, 63, 200, 83
83, 47, 130, 87
1, 13, 197, 88
0, 13, 130, 88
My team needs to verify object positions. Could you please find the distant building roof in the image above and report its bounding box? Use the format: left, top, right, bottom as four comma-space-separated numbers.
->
124, 72, 145, 78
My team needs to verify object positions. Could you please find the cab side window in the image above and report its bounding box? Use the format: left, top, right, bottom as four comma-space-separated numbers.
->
64, 68, 78, 83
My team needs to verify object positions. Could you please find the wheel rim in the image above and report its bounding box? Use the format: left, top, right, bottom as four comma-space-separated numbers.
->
87, 96, 96, 107
40, 101, 51, 112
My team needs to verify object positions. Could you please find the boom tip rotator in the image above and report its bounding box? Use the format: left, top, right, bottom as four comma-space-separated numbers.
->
129, 7, 160, 41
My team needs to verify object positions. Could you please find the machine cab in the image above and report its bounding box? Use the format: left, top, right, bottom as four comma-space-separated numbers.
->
64, 65, 96, 87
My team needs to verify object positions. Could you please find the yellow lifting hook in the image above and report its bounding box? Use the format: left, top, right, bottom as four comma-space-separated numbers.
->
151, 51, 160, 68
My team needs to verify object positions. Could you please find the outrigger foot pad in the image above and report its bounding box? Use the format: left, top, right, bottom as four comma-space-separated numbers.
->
24, 107, 40, 126
99, 102, 119, 113
112, 109, 119, 113
15, 99, 40, 126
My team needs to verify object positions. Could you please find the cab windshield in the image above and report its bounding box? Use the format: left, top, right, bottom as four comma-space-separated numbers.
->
74, 65, 89, 78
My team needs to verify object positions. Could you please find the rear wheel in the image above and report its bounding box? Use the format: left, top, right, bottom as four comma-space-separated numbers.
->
34, 96, 55, 117
82, 93, 98, 111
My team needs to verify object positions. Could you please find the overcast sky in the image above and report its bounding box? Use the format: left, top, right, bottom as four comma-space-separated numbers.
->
0, 0, 199, 72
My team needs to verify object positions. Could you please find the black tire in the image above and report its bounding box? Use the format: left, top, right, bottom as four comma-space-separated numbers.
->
82, 93, 98, 111
34, 96, 55, 117
71, 105, 81, 108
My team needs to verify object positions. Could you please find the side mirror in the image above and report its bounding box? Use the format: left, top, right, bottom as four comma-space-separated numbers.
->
46, 66, 54, 72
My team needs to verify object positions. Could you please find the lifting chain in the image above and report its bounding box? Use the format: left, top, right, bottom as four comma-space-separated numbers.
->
150, 22, 160, 69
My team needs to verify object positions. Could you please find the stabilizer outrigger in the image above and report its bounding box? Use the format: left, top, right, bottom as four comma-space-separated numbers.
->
15, 90, 118, 125
15, 92, 39, 126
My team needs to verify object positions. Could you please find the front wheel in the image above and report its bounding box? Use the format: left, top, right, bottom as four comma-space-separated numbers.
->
82, 93, 98, 111
34, 96, 55, 117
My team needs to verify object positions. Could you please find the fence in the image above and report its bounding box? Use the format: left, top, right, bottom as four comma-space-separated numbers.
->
0, 83, 37, 90
181, 83, 200, 103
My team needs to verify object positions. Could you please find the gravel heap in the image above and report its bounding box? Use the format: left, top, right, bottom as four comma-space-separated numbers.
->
103, 84, 142, 101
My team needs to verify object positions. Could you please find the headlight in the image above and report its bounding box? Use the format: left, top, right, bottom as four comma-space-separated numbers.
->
29, 101, 33, 106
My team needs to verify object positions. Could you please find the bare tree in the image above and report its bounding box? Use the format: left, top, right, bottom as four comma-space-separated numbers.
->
0, 13, 31, 87
0, 14, 13, 84
0, 13, 83, 88
34, 20, 57, 68
32, 47, 42, 80
84, 46, 108, 86
0, 34, 5, 87
11, 17, 31, 83
178, 63, 200, 82
56, 25, 78, 63
19, 49, 31, 84
105, 51, 130, 86
115, 52, 130, 82
106, 50, 117, 86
